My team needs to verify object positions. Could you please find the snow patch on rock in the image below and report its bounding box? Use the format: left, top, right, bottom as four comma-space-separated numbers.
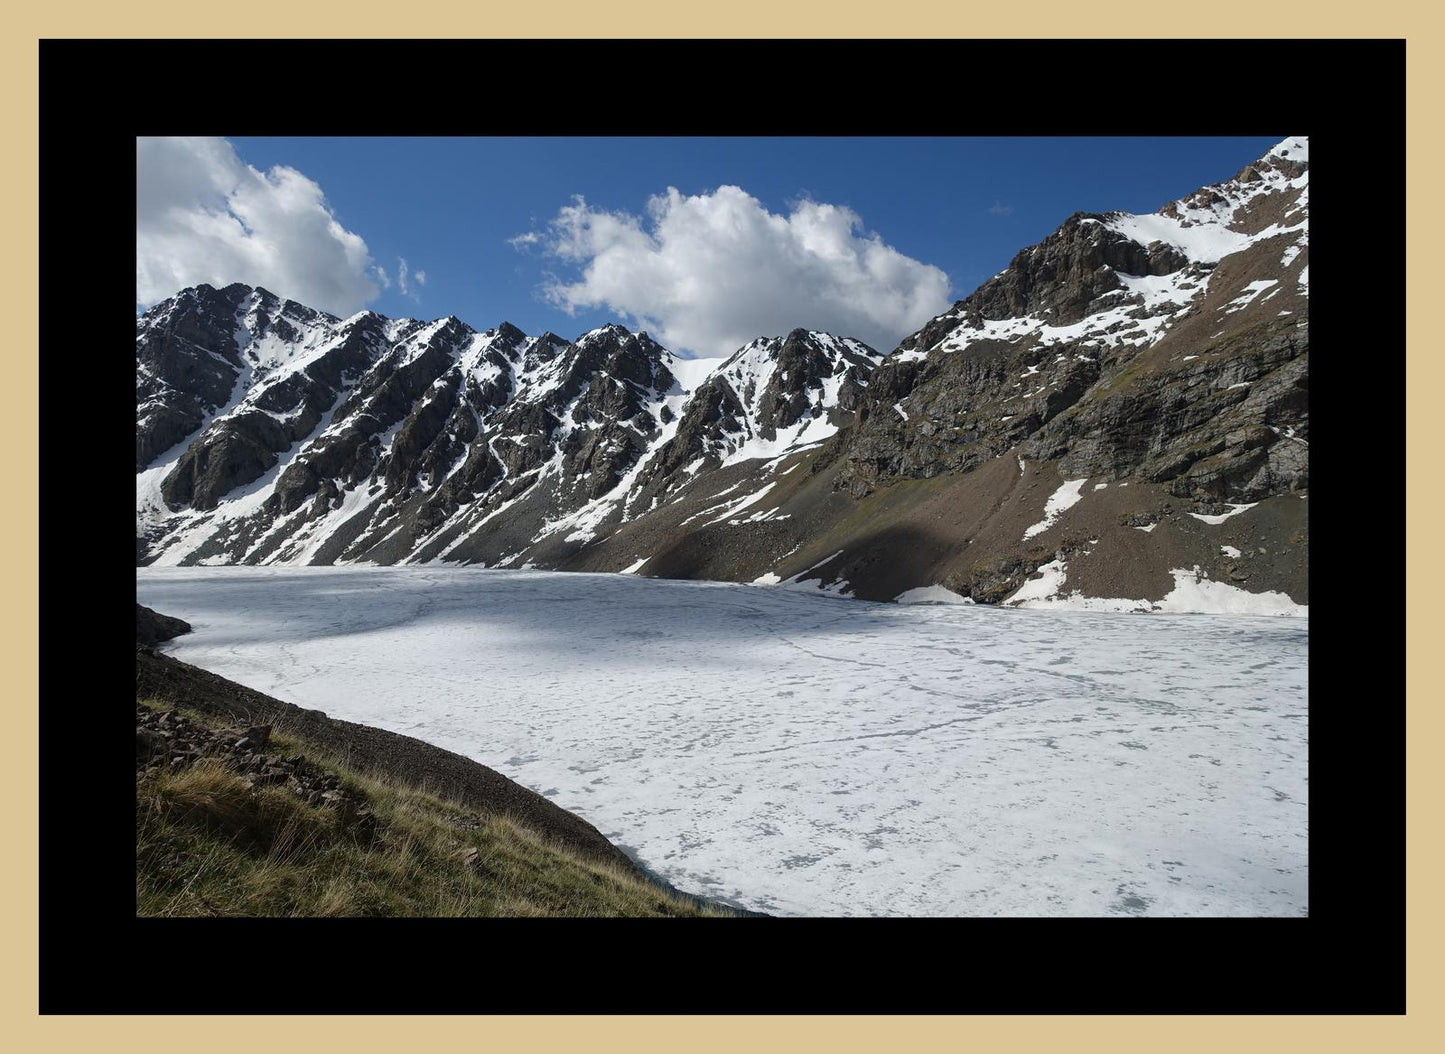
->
1022, 479, 1087, 541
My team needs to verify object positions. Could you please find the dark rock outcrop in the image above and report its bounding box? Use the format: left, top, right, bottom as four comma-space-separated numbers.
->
136, 603, 191, 645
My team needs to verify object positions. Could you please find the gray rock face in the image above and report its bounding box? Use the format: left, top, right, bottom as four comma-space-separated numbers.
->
136, 283, 250, 469
841, 311, 1308, 506
1044, 320, 1309, 502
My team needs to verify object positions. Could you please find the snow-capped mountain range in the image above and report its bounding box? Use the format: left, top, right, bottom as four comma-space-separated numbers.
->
138, 292, 880, 567
137, 137, 1308, 613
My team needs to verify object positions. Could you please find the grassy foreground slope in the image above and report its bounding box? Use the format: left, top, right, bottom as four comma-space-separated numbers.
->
137, 702, 720, 916
136, 638, 731, 917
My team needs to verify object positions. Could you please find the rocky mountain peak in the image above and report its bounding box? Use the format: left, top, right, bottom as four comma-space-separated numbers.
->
958, 214, 1192, 329
577, 321, 634, 342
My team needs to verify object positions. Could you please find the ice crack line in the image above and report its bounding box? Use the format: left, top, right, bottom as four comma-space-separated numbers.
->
775, 634, 888, 669
730, 715, 985, 758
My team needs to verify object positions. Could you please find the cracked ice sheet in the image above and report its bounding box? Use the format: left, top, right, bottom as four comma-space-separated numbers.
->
137, 566, 1308, 919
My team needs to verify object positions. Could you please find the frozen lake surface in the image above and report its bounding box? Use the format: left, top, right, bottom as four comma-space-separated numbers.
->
136, 566, 1308, 917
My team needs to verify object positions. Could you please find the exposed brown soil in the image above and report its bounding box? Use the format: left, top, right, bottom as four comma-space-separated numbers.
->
552, 436, 1306, 608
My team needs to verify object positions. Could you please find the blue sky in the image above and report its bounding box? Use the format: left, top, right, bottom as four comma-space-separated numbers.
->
138, 136, 1283, 358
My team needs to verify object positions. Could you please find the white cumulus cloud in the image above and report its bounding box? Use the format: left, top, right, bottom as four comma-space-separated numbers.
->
136, 136, 380, 315
517, 186, 952, 357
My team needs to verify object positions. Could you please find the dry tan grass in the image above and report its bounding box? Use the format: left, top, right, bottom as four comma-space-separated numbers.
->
136, 702, 732, 918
